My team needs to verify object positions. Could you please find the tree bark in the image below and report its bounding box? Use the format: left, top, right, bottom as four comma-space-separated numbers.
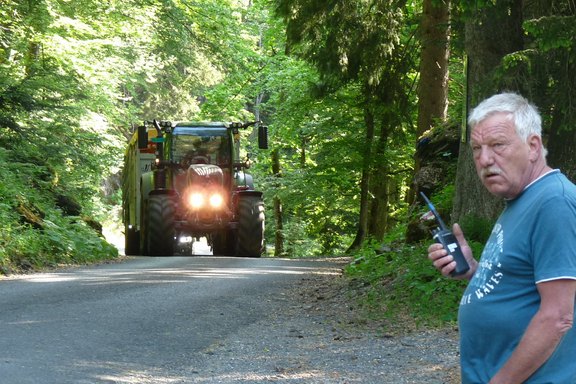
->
452, 0, 524, 223
416, 0, 450, 137
409, 0, 451, 205
368, 119, 392, 240
347, 105, 375, 252
271, 148, 284, 257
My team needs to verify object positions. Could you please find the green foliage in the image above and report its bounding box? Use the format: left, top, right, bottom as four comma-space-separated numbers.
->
268, 0, 420, 251
275, 0, 407, 87
523, 16, 575, 51
254, 78, 368, 256
346, 237, 468, 325
281, 220, 322, 257
343, 186, 488, 325
459, 214, 494, 245
2, 215, 117, 270
0, 0, 124, 272
0, 148, 117, 273
428, 184, 456, 217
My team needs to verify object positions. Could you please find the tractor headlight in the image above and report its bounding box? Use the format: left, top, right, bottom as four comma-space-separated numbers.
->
188, 192, 204, 209
186, 190, 224, 210
209, 193, 224, 208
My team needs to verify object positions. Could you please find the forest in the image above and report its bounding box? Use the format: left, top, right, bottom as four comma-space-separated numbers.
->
1, 0, 575, 322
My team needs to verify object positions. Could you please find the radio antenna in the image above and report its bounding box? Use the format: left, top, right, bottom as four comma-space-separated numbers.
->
419, 192, 448, 231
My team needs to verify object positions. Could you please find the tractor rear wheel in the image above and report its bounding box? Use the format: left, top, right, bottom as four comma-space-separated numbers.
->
146, 194, 176, 256
124, 225, 140, 256
139, 198, 149, 255
236, 195, 265, 257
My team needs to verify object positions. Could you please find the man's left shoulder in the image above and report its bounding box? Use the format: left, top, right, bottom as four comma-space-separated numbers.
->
541, 171, 576, 200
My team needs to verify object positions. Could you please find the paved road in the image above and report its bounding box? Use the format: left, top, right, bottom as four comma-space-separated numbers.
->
0, 256, 341, 384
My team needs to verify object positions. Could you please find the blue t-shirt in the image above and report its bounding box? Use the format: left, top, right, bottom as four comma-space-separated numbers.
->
459, 170, 576, 384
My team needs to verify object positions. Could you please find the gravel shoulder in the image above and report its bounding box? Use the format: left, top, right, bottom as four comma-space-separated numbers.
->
192, 257, 461, 383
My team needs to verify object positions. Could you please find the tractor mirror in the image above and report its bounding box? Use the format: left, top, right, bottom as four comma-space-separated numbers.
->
258, 126, 268, 149
137, 126, 148, 149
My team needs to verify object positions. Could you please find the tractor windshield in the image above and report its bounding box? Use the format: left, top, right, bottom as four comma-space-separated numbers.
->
171, 127, 231, 167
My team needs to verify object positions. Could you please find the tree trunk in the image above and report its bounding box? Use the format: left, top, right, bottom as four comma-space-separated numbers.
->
416, 0, 450, 136
271, 148, 284, 257
347, 105, 375, 252
368, 120, 392, 240
452, 0, 524, 223
409, 0, 451, 205
299, 134, 306, 167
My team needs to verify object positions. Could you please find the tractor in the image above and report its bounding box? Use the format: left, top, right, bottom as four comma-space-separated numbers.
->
122, 119, 268, 257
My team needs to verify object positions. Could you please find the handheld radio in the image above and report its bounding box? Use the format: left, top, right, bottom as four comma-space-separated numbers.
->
420, 192, 470, 277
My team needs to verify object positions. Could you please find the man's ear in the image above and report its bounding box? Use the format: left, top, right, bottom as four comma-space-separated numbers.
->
527, 134, 543, 162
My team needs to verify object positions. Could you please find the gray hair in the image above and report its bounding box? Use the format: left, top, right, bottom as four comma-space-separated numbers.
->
468, 93, 546, 156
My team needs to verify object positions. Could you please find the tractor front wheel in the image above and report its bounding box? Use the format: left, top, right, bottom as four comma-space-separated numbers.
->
236, 195, 265, 257
145, 194, 176, 256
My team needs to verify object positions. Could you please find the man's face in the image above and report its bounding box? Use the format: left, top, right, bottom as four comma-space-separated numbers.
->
470, 112, 535, 199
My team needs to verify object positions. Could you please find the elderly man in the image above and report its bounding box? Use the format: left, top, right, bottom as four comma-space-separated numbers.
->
427, 93, 576, 383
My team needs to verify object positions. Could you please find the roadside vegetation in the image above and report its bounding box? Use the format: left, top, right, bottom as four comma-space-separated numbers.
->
0, 144, 119, 274
345, 184, 491, 326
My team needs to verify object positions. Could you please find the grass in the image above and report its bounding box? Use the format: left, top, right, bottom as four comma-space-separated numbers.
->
345, 233, 483, 328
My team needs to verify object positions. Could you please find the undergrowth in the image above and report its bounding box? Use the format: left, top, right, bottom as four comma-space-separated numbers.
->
345, 190, 488, 327
0, 148, 118, 275
346, 239, 472, 326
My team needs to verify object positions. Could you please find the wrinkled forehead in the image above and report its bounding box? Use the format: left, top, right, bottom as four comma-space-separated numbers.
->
470, 111, 514, 129
469, 115, 522, 148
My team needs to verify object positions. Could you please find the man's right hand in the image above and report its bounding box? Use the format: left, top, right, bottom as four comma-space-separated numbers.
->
427, 223, 477, 280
